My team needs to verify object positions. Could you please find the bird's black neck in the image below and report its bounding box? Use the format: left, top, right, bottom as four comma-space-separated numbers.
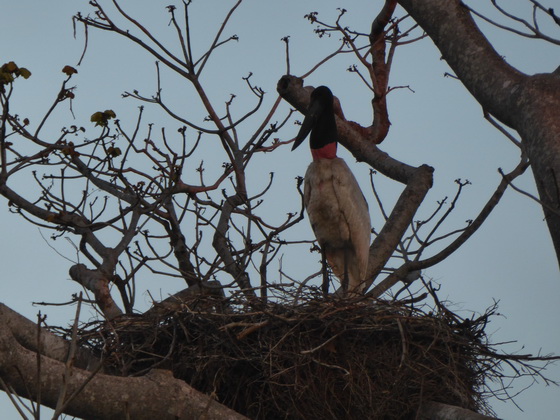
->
309, 110, 338, 150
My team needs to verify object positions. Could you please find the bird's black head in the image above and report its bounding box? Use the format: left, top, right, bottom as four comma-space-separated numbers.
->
291, 85, 338, 151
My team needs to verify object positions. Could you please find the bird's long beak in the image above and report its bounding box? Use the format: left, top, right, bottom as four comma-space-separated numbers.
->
291, 98, 323, 151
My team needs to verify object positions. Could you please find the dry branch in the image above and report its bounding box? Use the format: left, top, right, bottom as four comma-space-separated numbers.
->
0, 303, 248, 420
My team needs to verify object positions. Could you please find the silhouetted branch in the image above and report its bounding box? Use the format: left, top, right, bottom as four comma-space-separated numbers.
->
369, 158, 529, 297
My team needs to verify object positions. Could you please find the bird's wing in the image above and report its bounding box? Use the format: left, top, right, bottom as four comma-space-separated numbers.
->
330, 158, 371, 280
303, 158, 371, 291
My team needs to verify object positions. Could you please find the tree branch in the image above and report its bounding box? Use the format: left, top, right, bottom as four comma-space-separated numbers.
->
397, 0, 560, 269
0, 305, 248, 419
364, 164, 433, 289
69, 264, 123, 320
0, 303, 99, 371
397, 0, 524, 129
369, 158, 529, 297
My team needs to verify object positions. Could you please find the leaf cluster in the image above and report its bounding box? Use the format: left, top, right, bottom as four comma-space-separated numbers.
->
0, 61, 31, 87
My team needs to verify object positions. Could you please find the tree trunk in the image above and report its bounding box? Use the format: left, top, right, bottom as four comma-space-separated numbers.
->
397, 0, 560, 269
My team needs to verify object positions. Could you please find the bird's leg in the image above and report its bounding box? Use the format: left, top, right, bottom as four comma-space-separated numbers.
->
321, 248, 329, 297
342, 247, 349, 295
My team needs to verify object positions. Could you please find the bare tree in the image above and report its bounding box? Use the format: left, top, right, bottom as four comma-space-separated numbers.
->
397, 0, 560, 268
0, 0, 558, 418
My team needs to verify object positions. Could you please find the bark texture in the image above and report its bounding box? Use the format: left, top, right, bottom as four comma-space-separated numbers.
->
0, 303, 247, 420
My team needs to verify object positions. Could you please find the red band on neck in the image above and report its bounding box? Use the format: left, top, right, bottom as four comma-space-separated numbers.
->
311, 142, 337, 160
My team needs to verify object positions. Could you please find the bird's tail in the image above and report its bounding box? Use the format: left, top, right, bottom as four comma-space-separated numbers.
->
326, 248, 365, 295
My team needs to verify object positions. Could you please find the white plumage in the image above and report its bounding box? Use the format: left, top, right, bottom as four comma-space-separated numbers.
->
304, 158, 371, 293
292, 86, 371, 295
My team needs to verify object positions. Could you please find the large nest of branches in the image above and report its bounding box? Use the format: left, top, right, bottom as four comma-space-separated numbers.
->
75, 288, 501, 419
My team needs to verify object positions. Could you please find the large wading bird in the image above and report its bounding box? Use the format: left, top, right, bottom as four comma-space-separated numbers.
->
292, 86, 371, 296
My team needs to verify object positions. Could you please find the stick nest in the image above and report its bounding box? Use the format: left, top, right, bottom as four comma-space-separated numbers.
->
76, 288, 501, 419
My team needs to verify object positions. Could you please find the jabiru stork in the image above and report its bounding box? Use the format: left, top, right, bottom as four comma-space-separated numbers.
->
292, 86, 371, 296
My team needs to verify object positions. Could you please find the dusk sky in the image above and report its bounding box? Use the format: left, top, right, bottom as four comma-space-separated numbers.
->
1, 1, 559, 418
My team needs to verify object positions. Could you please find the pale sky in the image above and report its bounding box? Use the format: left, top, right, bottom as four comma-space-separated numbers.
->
1, 1, 559, 419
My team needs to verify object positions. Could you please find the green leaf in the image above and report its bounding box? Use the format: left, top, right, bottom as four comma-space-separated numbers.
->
17, 67, 31, 79
90, 110, 117, 127
90, 111, 104, 124
4, 61, 18, 73
0, 71, 14, 84
62, 65, 77, 76
107, 146, 122, 157
104, 109, 116, 119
